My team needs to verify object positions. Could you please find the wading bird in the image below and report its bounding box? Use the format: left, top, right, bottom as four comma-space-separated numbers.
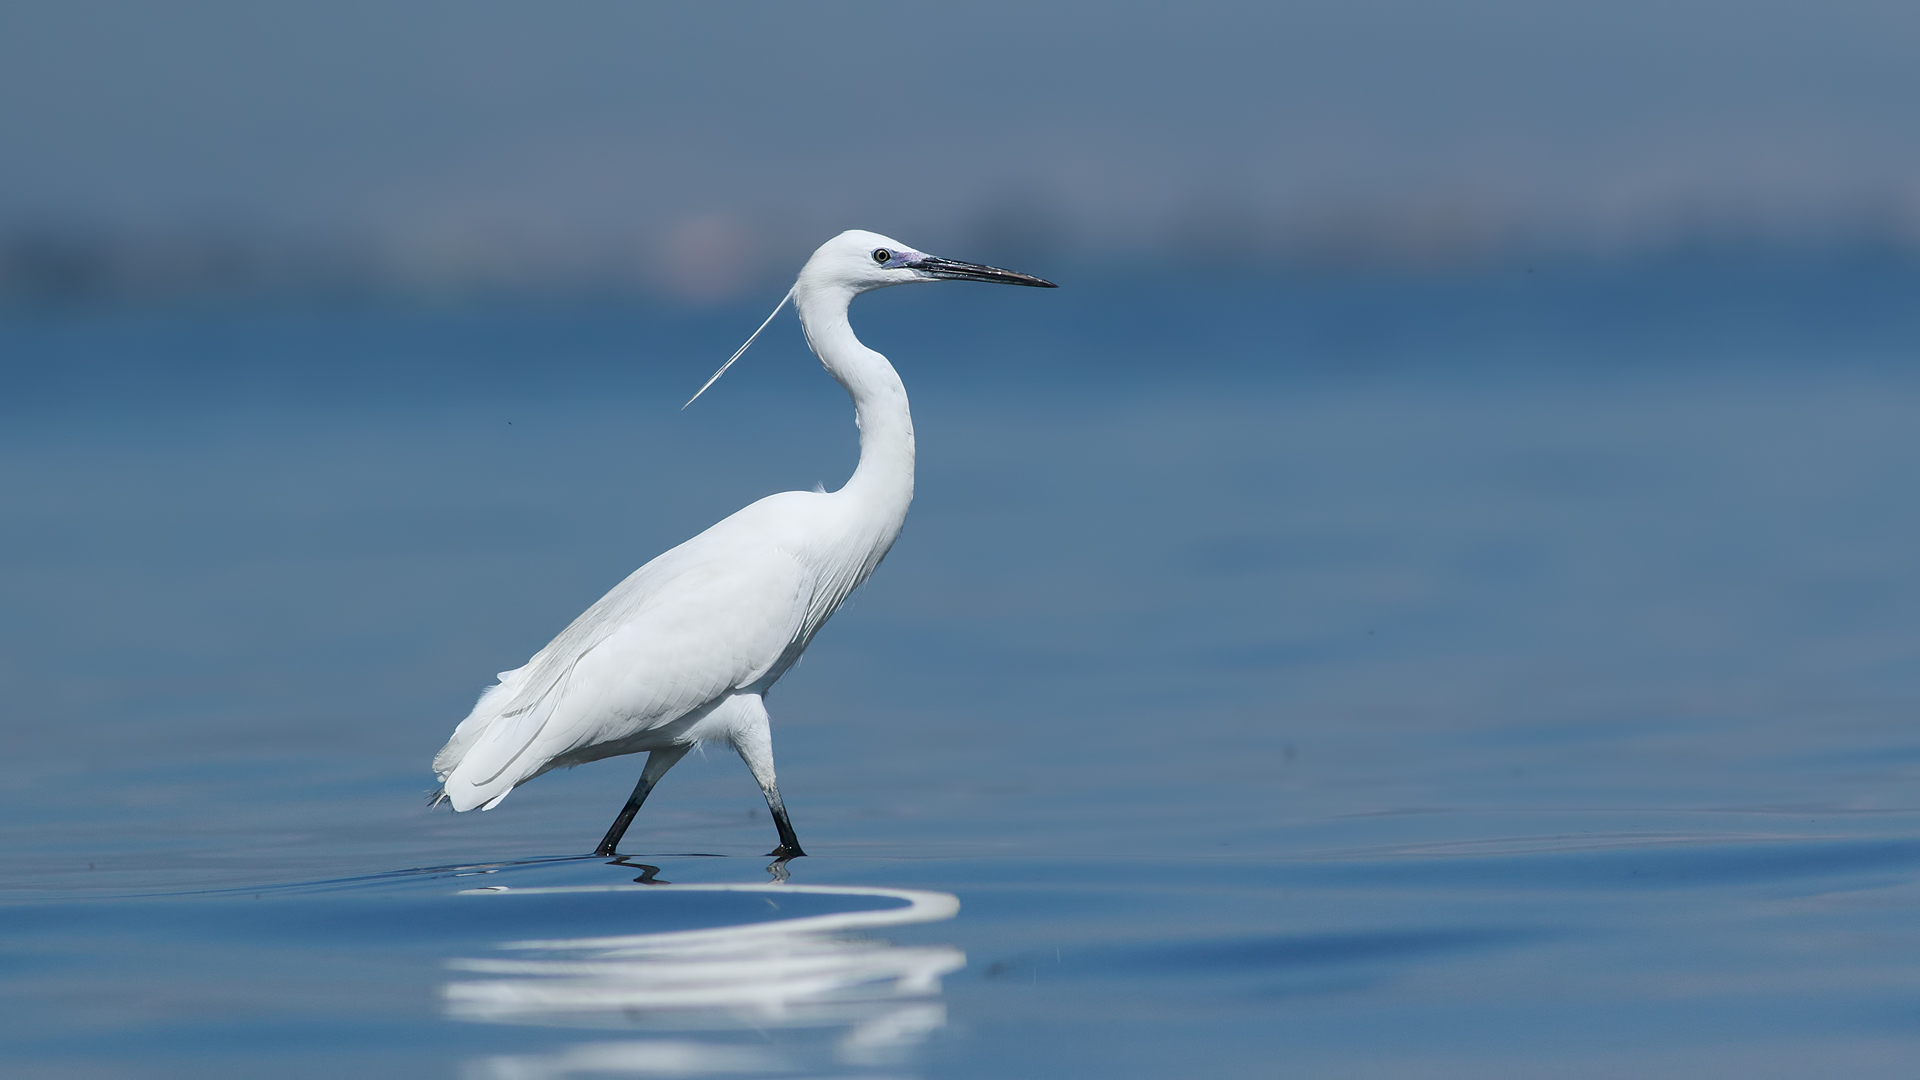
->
431, 230, 1055, 860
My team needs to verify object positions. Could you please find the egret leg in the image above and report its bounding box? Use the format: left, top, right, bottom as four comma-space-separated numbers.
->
731, 699, 805, 859
594, 745, 691, 857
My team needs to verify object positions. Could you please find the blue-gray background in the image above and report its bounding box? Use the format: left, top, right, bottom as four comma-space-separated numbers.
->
8, 0, 1920, 294
5, 5, 1920, 1079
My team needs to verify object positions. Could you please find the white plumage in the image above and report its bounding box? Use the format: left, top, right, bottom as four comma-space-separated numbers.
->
431, 230, 1055, 859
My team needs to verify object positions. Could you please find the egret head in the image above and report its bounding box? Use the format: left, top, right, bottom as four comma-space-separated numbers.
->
801, 229, 1058, 295
684, 230, 1055, 408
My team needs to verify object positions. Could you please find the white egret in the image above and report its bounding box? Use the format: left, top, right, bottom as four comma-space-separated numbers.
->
431, 230, 1055, 859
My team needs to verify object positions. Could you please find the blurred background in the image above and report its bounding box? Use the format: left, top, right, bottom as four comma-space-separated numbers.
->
5, 0, 1920, 304
7, 5, 1920, 1077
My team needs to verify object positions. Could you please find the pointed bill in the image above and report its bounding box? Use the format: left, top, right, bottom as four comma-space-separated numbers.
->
910, 256, 1057, 288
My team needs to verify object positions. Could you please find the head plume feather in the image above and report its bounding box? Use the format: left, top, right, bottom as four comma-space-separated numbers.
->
683, 287, 794, 409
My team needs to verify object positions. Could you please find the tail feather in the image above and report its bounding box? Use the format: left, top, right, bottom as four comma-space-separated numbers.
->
431, 667, 530, 811
432, 669, 524, 773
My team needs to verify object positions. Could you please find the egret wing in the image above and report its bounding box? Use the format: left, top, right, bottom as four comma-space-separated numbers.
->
439, 537, 813, 809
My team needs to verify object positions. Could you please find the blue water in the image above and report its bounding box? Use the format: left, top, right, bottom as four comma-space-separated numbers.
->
6, 254, 1920, 1077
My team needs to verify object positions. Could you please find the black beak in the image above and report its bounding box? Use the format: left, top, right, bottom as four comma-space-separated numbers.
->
913, 256, 1058, 288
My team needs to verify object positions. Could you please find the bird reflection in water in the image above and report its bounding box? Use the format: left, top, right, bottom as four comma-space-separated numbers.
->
445, 879, 964, 1079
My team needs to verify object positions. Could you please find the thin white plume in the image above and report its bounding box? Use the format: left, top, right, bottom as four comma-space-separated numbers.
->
683, 287, 794, 409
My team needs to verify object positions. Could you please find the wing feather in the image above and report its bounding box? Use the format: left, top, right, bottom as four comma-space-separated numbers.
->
435, 500, 821, 811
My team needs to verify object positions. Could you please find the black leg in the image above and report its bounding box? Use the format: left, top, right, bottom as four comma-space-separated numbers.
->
593, 746, 689, 857
766, 796, 806, 860
593, 785, 648, 858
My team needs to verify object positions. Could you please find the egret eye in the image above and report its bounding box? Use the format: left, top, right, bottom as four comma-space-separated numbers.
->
872, 248, 891, 264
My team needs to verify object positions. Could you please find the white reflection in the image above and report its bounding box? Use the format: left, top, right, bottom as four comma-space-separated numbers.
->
447, 882, 964, 1079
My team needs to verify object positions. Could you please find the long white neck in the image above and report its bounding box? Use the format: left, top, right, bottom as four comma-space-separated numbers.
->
794, 280, 915, 530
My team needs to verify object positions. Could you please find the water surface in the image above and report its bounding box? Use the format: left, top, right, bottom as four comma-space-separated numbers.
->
5, 256, 1920, 1076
